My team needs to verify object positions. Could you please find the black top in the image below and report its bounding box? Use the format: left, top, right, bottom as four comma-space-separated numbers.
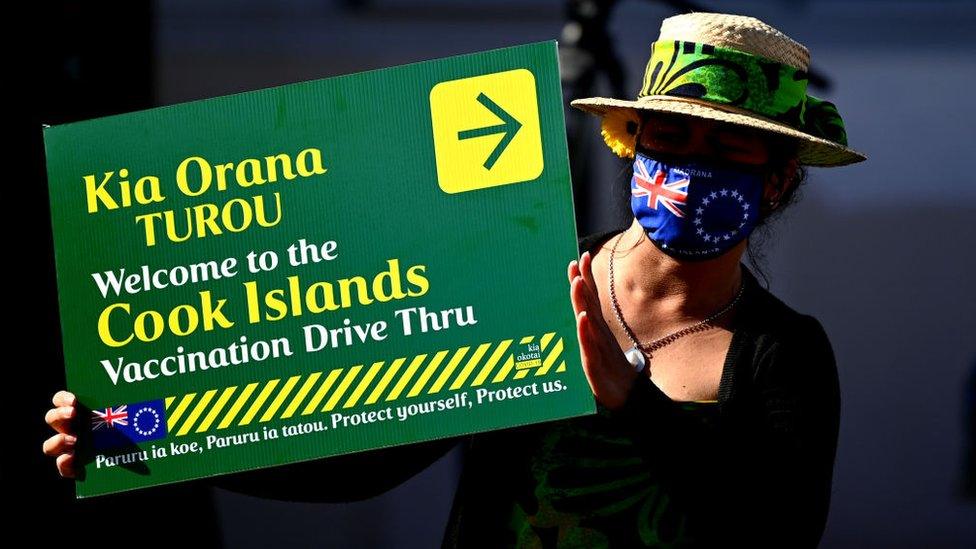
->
211, 228, 841, 548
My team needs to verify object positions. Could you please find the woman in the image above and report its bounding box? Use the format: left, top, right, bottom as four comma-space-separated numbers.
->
43, 12, 866, 548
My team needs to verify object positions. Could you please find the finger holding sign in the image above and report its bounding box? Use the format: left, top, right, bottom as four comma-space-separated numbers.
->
569, 252, 639, 411
56, 453, 78, 479
43, 390, 80, 478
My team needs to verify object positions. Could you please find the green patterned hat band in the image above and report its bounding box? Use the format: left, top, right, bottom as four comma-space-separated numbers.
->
639, 40, 849, 146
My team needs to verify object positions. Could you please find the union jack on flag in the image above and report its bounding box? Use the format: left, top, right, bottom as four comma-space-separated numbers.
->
632, 161, 690, 218
92, 405, 128, 429
91, 400, 167, 450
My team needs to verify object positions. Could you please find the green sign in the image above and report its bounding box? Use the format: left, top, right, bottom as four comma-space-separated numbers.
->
43, 40, 594, 499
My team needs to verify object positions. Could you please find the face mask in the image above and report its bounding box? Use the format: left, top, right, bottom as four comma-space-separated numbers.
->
629, 149, 766, 261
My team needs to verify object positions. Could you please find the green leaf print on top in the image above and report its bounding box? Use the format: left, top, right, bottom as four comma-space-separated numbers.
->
638, 40, 848, 146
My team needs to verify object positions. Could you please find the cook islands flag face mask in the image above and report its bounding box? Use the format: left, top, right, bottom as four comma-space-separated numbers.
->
629, 150, 766, 261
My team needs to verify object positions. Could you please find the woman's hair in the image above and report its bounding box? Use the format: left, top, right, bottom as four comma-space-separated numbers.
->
745, 134, 808, 289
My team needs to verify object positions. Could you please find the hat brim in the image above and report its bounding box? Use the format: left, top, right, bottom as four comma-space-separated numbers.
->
570, 95, 867, 167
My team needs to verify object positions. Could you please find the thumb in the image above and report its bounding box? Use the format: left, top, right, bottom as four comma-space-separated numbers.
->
576, 310, 600, 397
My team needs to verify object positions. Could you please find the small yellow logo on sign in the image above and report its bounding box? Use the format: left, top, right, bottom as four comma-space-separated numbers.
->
429, 68, 544, 194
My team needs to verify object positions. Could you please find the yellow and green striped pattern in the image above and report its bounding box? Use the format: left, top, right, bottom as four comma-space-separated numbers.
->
163, 332, 568, 436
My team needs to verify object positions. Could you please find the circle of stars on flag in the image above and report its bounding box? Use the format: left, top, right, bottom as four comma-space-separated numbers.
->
693, 187, 751, 250
133, 406, 161, 437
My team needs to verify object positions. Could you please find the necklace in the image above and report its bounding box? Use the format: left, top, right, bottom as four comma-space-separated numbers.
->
607, 231, 745, 374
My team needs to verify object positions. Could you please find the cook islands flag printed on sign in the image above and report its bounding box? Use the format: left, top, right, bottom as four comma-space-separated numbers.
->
91, 399, 168, 450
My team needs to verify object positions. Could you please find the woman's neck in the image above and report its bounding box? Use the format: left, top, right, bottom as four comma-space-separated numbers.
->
610, 219, 745, 326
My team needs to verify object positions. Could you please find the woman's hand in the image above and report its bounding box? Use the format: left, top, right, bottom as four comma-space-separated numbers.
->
568, 251, 640, 411
42, 390, 79, 478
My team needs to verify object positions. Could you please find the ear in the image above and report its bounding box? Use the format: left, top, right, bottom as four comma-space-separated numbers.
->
762, 157, 799, 211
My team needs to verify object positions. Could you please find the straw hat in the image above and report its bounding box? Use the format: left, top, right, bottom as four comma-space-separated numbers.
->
570, 12, 867, 167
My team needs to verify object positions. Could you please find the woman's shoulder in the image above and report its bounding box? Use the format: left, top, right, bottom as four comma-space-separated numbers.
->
738, 267, 833, 349
736, 266, 837, 387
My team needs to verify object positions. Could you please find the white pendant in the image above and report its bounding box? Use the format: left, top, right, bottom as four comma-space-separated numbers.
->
624, 345, 647, 373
